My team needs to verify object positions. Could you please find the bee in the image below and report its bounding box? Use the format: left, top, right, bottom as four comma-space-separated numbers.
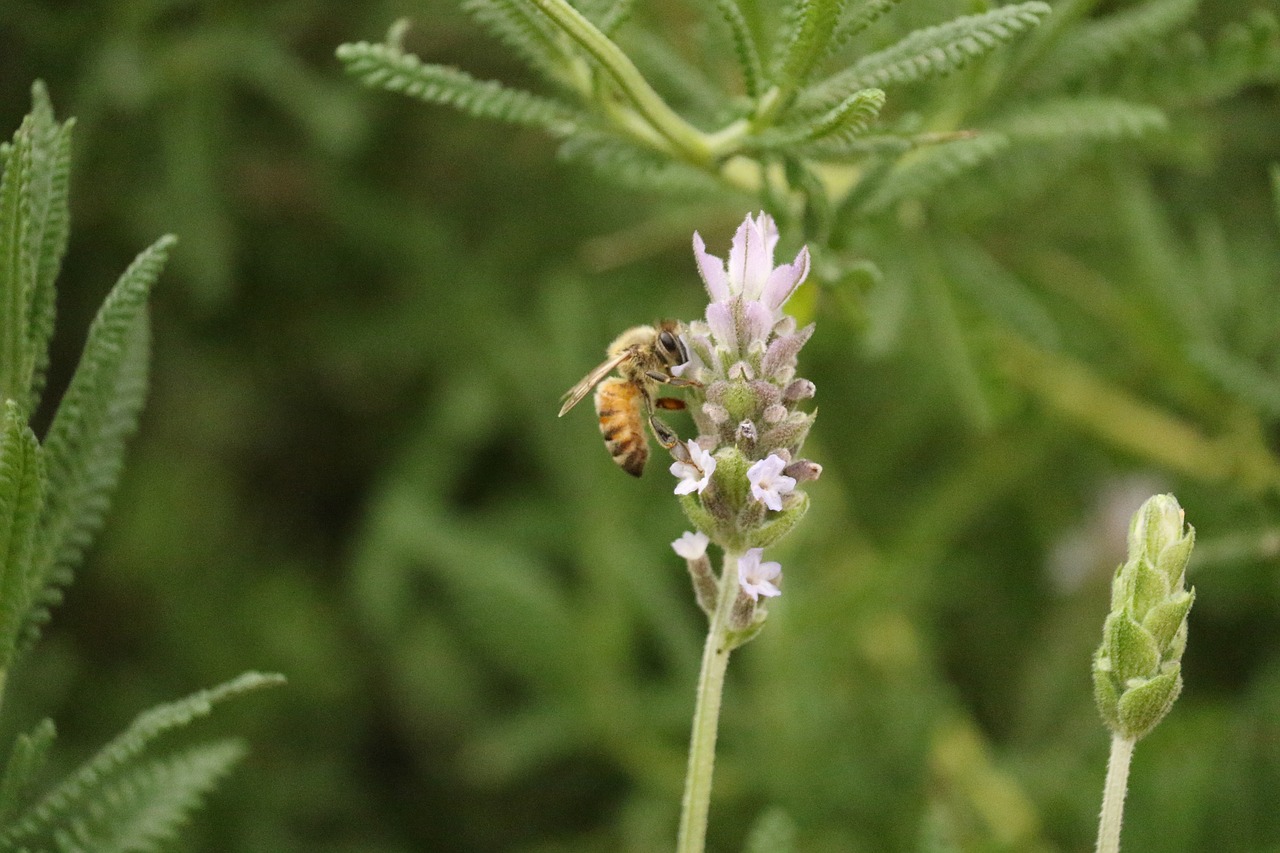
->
558, 321, 699, 477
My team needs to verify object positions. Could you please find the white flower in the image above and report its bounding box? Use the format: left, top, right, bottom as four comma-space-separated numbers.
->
671, 440, 716, 495
671, 531, 710, 560
737, 548, 782, 600
747, 454, 797, 511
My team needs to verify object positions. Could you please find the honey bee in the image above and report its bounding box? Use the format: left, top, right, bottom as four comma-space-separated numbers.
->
558, 321, 699, 476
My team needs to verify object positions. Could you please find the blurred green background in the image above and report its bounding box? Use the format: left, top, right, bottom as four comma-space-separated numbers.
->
3, 0, 1280, 850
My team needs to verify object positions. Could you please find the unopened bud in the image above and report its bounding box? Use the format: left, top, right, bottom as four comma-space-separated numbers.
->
1093, 494, 1196, 740
783, 459, 822, 483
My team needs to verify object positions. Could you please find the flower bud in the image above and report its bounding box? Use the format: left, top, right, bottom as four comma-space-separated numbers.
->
1093, 494, 1196, 740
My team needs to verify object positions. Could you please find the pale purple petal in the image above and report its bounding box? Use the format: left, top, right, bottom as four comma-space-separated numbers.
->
747, 454, 797, 511
740, 215, 773, 301
743, 300, 774, 350
692, 232, 731, 302
706, 301, 737, 351
727, 215, 749, 296
762, 246, 810, 313
757, 213, 779, 260
671, 441, 716, 495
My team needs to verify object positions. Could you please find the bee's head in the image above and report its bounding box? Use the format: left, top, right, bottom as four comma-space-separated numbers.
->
656, 323, 688, 368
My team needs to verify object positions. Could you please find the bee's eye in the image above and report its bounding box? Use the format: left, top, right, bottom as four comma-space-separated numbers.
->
658, 330, 680, 356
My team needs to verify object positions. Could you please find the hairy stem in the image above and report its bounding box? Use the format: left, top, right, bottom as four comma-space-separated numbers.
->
676, 549, 740, 853
1095, 734, 1135, 853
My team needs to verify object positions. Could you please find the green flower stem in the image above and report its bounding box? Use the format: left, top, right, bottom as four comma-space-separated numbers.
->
1095, 734, 1135, 853
676, 549, 741, 853
525, 0, 715, 166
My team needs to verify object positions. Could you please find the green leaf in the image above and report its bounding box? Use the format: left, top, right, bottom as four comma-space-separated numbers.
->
0, 719, 56, 826
774, 0, 851, 91
833, 0, 906, 44
556, 132, 724, 196
937, 237, 1061, 350
22, 83, 73, 415
1028, 0, 1198, 91
993, 97, 1167, 143
1, 672, 284, 846
756, 87, 885, 151
38, 741, 247, 853
712, 0, 764, 98
0, 401, 44, 670
459, 0, 578, 80
0, 114, 34, 407
27, 236, 174, 642
336, 42, 583, 133
1187, 341, 1280, 418
860, 133, 1010, 213
798, 3, 1050, 114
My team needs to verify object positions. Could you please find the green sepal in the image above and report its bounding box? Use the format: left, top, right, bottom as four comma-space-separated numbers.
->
1156, 524, 1194, 583
1141, 588, 1195, 654
745, 491, 809, 550
711, 446, 750, 513
679, 492, 718, 540
726, 608, 769, 650
1130, 557, 1169, 620
1106, 611, 1159, 683
720, 380, 756, 424
1092, 658, 1120, 731
1116, 666, 1182, 740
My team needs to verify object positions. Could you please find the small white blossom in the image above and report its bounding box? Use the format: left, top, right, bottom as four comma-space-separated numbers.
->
738, 548, 782, 601
747, 454, 796, 511
671, 440, 716, 495
672, 531, 710, 560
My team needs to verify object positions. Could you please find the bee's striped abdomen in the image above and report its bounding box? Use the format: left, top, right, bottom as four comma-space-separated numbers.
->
595, 378, 648, 477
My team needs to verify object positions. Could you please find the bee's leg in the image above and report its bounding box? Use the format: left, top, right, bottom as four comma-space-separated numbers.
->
654, 397, 686, 411
649, 413, 681, 451
645, 370, 702, 389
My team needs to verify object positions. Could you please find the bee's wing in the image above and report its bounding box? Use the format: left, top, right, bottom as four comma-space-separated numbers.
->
559, 350, 631, 416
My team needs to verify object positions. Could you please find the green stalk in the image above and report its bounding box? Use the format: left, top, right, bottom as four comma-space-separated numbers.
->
1095, 734, 1135, 853
676, 549, 741, 853
524, 0, 714, 165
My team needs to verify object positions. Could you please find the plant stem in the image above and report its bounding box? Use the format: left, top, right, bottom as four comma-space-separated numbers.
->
1095, 734, 1136, 853
676, 549, 741, 853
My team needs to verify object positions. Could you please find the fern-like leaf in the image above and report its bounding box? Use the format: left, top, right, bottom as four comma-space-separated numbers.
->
459, 0, 577, 80
712, 0, 764, 98
557, 132, 724, 196
833, 0, 906, 45
336, 41, 582, 134
0, 401, 44, 670
574, 0, 634, 36
775, 0, 851, 92
1187, 343, 1280, 418
798, 3, 1050, 114
993, 97, 1167, 143
860, 132, 1010, 213
755, 87, 885, 152
22, 83, 73, 415
0, 113, 34, 407
1027, 0, 1198, 92
41, 741, 247, 853
25, 237, 174, 643
0, 720, 56, 826
1, 672, 284, 846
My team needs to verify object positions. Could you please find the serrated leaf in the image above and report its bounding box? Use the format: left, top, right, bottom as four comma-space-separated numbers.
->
1028, 0, 1198, 91
336, 42, 582, 133
833, 0, 905, 44
993, 97, 1167, 143
0, 719, 56, 826
459, 0, 578, 80
0, 401, 44, 670
711, 0, 764, 98
0, 116, 34, 407
22, 83, 73, 415
758, 88, 885, 151
40, 740, 247, 853
27, 237, 174, 641
557, 132, 723, 196
1, 672, 283, 846
775, 0, 851, 91
799, 3, 1050, 113
860, 132, 1010, 213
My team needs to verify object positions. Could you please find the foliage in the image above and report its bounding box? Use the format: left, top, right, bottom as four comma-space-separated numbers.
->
0, 84, 281, 852
3, 0, 1279, 851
